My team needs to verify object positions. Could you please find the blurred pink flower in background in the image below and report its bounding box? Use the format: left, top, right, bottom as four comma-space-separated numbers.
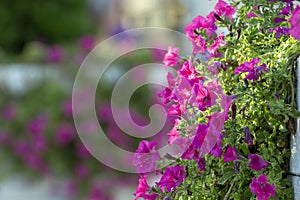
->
46, 45, 65, 63
27, 114, 48, 136
55, 123, 76, 146
78, 35, 96, 52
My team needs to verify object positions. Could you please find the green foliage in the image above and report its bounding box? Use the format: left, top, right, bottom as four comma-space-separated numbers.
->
0, 0, 95, 54
154, 1, 299, 199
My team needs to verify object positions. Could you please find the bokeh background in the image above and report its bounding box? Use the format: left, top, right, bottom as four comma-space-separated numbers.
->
0, 0, 217, 199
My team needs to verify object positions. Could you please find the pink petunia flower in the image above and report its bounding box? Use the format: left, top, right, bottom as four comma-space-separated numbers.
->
223, 146, 239, 162
133, 141, 161, 173
163, 46, 180, 68
249, 174, 276, 200
214, 0, 236, 21
134, 175, 159, 200
248, 154, 269, 171
288, 6, 300, 39
156, 166, 186, 193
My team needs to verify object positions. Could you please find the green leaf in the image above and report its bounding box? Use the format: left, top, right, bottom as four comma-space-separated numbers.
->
218, 171, 236, 185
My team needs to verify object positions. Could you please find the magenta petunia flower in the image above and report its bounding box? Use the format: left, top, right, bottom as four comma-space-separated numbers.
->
288, 6, 300, 39
184, 12, 217, 41
223, 146, 239, 162
178, 60, 199, 82
191, 112, 225, 158
158, 87, 173, 104
167, 103, 182, 116
133, 140, 161, 173
249, 174, 276, 200
192, 35, 207, 55
189, 83, 211, 111
134, 175, 159, 200
207, 33, 226, 56
173, 77, 193, 112
182, 146, 206, 171
156, 166, 186, 193
248, 154, 269, 171
214, 0, 236, 21
163, 46, 180, 68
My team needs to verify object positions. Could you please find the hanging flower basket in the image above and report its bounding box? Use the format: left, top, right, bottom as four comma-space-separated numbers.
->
133, 0, 300, 199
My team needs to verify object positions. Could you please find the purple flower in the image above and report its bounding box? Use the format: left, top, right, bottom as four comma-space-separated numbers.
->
182, 145, 206, 171
268, 26, 290, 38
244, 126, 253, 146
133, 141, 161, 173
158, 87, 173, 104
223, 146, 239, 162
55, 123, 76, 146
234, 58, 267, 80
156, 166, 186, 192
163, 46, 180, 68
134, 175, 159, 200
27, 115, 47, 136
278, 2, 292, 16
249, 174, 276, 200
248, 154, 269, 171
273, 17, 286, 23
78, 35, 96, 52
191, 112, 225, 158
214, 0, 236, 21
288, 6, 300, 39
46, 45, 64, 63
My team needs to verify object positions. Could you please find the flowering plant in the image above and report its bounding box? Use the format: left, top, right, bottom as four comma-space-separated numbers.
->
134, 0, 300, 199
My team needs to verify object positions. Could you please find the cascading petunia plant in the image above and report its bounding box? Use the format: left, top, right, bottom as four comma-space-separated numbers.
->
133, 0, 300, 199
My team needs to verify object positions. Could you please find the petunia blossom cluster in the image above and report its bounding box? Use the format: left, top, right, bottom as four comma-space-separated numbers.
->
133, 0, 300, 199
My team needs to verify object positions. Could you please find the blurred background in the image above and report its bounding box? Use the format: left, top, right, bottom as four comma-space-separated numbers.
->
0, 0, 217, 199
